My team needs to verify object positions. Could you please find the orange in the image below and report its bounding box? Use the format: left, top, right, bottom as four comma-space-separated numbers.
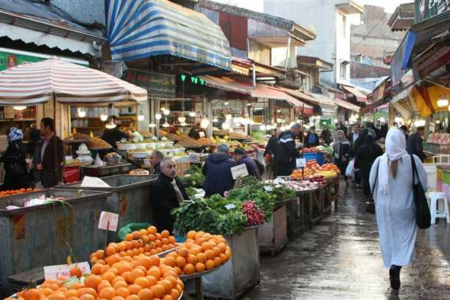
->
187, 231, 196, 239
71, 283, 84, 290
214, 257, 222, 267
112, 275, 126, 285
146, 275, 157, 287
177, 248, 189, 258
164, 257, 176, 267
149, 256, 160, 267
132, 231, 141, 239
201, 242, 212, 252
175, 257, 186, 268
173, 267, 182, 275
170, 289, 180, 300
40, 288, 53, 296
125, 296, 139, 300
115, 287, 130, 299
79, 295, 95, 300
169, 236, 176, 244
69, 267, 82, 278
23, 289, 41, 300
77, 288, 97, 298
148, 234, 156, 242
212, 247, 221, 257
196, 253, 207, 263
111, 297, 125, 300
183, 264, 195, 275
218, 243, 227, 253
102, 272, 116, 283
195, 238, 205, 246
205, 250, 215, 260
165, 276, 177, 289
159, 280, 172, 294
150, 285, 165, 299
162, 270, 177, 279
205, 260, 215, 270
131, 240, 139, 249
220, 253, 227, 264
137, 288, 153, 300
106, 244, 117, 257
137, 256, 152, 269
117, 242, 126, 252
67, 297, 79, 300
195, 263, 205, 273
189, 246, 202, 256
140, 229, 148, 236
128, 269, 146, 284
113, 281, 128, 290
96, 280, 112, 293
106, 255, 121, 266
134, 277, 151, 289
48, 293, 66, 300
122, 271, 131, 283
147, 267, 161, 280
101, 264, 111, 274
128, 284, 142, 295
124, 241, 133, 250
84, 275, 101, 290
96, 250, 105, 259
162, 295, 173, 300
91, 264, 102, 275
98, 287, 116, 300
161, 238, 169, 245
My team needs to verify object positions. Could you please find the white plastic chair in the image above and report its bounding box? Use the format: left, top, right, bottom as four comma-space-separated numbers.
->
427, 192, 450, 224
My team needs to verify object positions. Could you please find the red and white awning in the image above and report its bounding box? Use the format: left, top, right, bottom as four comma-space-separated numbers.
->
0, 58, 148, 105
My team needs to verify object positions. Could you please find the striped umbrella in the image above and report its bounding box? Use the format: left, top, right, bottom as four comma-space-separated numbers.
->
0, 58, 148, 105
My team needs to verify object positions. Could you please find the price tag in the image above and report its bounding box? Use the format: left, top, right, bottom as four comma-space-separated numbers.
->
44, 262, 91, 280
296, 158, 306, 169
264, 186, 273, 192
98, 211, 119, 231
225, 204, 236, 210
199, 131, 205, 138
231, 164, 249, 179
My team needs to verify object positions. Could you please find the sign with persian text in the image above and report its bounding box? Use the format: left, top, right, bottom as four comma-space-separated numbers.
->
123, 69, 176, 98
416, 0, 450, 23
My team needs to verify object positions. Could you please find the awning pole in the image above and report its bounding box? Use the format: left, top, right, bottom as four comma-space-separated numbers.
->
252, 64, 256, 88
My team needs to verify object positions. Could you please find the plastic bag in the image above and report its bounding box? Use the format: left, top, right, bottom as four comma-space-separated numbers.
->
345, 159, 355, 178
118, 223, 151, 241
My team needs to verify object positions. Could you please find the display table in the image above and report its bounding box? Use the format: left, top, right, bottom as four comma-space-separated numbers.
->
323, 177, 340, 213
259, 204, 288, 254
80, 163, 132, 178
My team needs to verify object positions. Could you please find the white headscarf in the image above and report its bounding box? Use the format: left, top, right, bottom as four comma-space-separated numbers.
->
379, 128, 408, 195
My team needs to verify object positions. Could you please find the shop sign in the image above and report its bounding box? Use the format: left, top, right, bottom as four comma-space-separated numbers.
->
416, 0, 450, 23
123, 70, 176, 98
0, 51, 45, 71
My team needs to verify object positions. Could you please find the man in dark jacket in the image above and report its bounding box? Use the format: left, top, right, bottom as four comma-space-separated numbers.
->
35, 118, 64, 188
150, 150, 164, 175
234, 147, 261, 179
304, 126, 320, 148
188, 123, 207, 140
273, 124, 301, 177
202, 143, 236, 196
150, 157, 188, 232
101, 116, 129, 149
407, 126, 426, 162
320, 126, 333, 145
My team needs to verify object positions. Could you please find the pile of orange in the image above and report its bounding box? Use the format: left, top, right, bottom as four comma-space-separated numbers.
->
321, 163, 340, 174
162, 231, 232, 276
11, 255, 183, 300
0, 188, 36, 198
90, 226, 177, 265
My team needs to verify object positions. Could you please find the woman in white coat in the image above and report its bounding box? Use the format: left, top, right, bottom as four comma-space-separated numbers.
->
369, 128, 427, 290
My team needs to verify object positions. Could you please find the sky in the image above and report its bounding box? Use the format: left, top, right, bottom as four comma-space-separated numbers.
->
218, 0, 413, 13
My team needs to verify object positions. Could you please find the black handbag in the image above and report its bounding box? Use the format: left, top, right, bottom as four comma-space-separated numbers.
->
6, 143, 28, 176
366, 160, 379, 214
410, 155, 431, 229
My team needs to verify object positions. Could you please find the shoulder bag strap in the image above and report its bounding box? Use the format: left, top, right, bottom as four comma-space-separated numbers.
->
410, 154, 421, 187
371, 159, 380, 196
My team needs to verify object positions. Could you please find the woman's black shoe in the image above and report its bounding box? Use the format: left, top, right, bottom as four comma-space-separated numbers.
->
389, 266, 401, 290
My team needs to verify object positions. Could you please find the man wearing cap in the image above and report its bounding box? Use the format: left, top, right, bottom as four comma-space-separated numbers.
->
202, 143, 236, 196
406, 126, 427, 162
234, 147, 261, 179
273, 124, 302, 177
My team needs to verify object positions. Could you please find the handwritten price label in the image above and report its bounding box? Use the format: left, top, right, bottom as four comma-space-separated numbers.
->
44, 262, 90, 280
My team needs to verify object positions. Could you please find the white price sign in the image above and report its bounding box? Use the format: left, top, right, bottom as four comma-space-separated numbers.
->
44, 262, 91, 280
296, 158, 306, 169
98, 211, 119, 231
231, 164, 249, 179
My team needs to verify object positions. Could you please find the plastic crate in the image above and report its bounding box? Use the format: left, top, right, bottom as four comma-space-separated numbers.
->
304, 152, 324, 165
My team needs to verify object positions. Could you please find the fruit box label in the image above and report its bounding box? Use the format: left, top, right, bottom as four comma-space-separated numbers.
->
98, 211, 119, 231
44, 262, 91, 280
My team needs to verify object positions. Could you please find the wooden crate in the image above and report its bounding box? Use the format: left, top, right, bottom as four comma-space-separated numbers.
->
259, 205, 288, 254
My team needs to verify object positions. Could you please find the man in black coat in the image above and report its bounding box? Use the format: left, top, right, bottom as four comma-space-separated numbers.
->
407, 126, 427, 162
150, 157, 188, 232
273, 124, 302, 177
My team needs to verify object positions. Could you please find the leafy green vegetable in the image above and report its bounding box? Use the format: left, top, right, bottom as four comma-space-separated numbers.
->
186, 187, 197, 198
179, 165, 205, 188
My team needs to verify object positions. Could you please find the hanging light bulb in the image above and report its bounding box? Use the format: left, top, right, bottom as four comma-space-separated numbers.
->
180, 122, 188, 127
178, 115, 186, 123
155, 113, 162, 120
138, 114, 145, 121
78, 108, 86, 118
13, 106, 27, 111
200, 117, 210, 129
437, 95, 448, 107
224, 102, 229, 106
100, 114, 108, 122
260, 124, 266, 131
163, 108, 170, 116
213, 117, 219, 123
162, 121, 170, 128
149, 123, 156, 128
189, 111, 196, 117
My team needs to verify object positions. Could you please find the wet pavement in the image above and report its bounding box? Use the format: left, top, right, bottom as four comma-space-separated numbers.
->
245, 182, 450, 300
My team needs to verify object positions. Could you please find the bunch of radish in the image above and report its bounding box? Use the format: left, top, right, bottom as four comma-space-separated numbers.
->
242, 200, 265, 226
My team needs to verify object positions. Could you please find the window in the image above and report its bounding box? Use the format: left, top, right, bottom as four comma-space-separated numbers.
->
340, 62, 348, 80
341, 15, 347, 38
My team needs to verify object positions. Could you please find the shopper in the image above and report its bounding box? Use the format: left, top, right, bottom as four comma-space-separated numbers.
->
234, 147, 261, 179
273, 124, 302, 177
264, 129, 279, 179
369, 128, 427, 290
347, 124, 360, 146
188, 123, 207, 140
101, 116, 129, 149
150, 150, 164, 175
354, 134, 383, 197
304, 126, 320, 148
202, 143, 236, 196
333, 130, 351, 186
406, 126, 426, 162
35, 118, 65, 188
400, 125, 410, 140
150, 158, 188, 232
27, 127, 42, 186
320, 126, 333, 146
0, 128, 29, 190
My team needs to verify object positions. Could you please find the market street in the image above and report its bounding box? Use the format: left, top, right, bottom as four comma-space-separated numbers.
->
246, 183, 450, 300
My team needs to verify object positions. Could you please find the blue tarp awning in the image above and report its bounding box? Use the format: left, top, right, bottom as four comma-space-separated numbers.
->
106, 0, 232, 70
390, 30, 417, 87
